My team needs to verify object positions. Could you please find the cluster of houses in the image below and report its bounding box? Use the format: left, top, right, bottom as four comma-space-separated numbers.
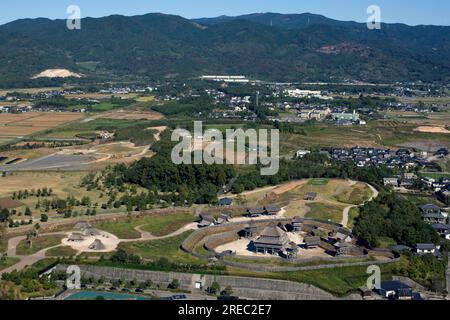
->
325, 146, 437, 169
419, 204, 450, 242
391, 204, 450, 258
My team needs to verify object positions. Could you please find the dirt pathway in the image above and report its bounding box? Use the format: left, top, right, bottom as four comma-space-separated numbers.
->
119, 223, 199, 243
340, 183, 379, 228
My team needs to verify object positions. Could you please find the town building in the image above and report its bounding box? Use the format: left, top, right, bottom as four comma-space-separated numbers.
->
331, 110, 360, 122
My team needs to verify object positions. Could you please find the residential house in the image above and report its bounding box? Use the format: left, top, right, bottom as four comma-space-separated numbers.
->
383, 178, 399, 187
414, 243, 437, 255
431, 224, 450, 239
376, 281, 413, 300
296, 150, 311, 159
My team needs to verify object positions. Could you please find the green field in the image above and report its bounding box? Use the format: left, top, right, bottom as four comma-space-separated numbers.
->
16, 235, 64, 255
140, 213, 195, 236
335, 184, 372, 205
118, 231, 201, 264
310, 179, 330, 186
94, 213, 195, 239
0, 239, 7, 253
419, 172, 450, 180
0, 257, 20, 271
45, 246, 78, 257
347, 207, 360, 229
37, 118, 151, 139
305, 202, 346, 223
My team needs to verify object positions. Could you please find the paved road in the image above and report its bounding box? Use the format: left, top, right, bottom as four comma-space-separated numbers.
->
1, 232, 68, 276
0, 154, 91, 171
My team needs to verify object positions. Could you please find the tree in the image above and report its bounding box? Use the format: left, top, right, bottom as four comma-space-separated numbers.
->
24, 207, 32, 216
222, 286, 233, 296
209, 281, 221, 295
169, 279, 180, 290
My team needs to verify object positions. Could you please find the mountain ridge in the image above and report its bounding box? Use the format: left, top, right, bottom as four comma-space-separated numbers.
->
0, 12, 448, 87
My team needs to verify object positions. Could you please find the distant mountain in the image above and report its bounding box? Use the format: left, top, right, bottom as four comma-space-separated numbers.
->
193, 12, 361, 29
0, 12, 448, 87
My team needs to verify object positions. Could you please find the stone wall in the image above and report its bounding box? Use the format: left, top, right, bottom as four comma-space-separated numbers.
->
56, 264, 357, 300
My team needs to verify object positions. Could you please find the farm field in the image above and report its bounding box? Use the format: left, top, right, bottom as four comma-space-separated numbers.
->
0, 112, 84, 141
279, 121, 450, 155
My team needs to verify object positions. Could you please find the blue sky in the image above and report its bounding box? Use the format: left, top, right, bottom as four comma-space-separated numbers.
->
1, 0, 449, 26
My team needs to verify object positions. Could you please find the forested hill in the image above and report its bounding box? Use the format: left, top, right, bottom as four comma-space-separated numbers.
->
0, 12, 449, 87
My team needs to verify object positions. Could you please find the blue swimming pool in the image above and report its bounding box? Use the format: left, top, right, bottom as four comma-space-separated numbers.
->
65, 291, 152, 300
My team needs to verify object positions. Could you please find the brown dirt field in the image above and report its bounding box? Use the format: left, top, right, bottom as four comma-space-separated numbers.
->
0, 198, 24, 209
101, 110, 164, 120
414, 126, 450, 134
272, 180, 308, 195
147, 126, 168, 141
0, 112, 84, 137
0, 126, 51, 136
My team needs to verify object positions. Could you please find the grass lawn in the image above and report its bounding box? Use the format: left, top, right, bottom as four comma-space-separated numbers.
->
419, 172, 450, 180
45, 246, 78, 257
377, 237, 397, 249
305, 202, 346, 224
140, 213, 194, 236
347, 207, 360, 229
16, 235, 64, 255
400, 193, 444, 206
119, 231, 201, 264
0, 239, 7, 253
226, 262, 396, 297
335, 184, 372, 205
0, 257, 20, 271
310, 179, 329, 186
94, 212, 195, 239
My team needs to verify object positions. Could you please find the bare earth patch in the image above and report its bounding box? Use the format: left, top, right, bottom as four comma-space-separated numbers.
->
414, 126, 450, 134
32, 69, 82, 79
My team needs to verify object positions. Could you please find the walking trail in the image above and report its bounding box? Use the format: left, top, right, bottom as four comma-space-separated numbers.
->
340, 182, 379, 228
